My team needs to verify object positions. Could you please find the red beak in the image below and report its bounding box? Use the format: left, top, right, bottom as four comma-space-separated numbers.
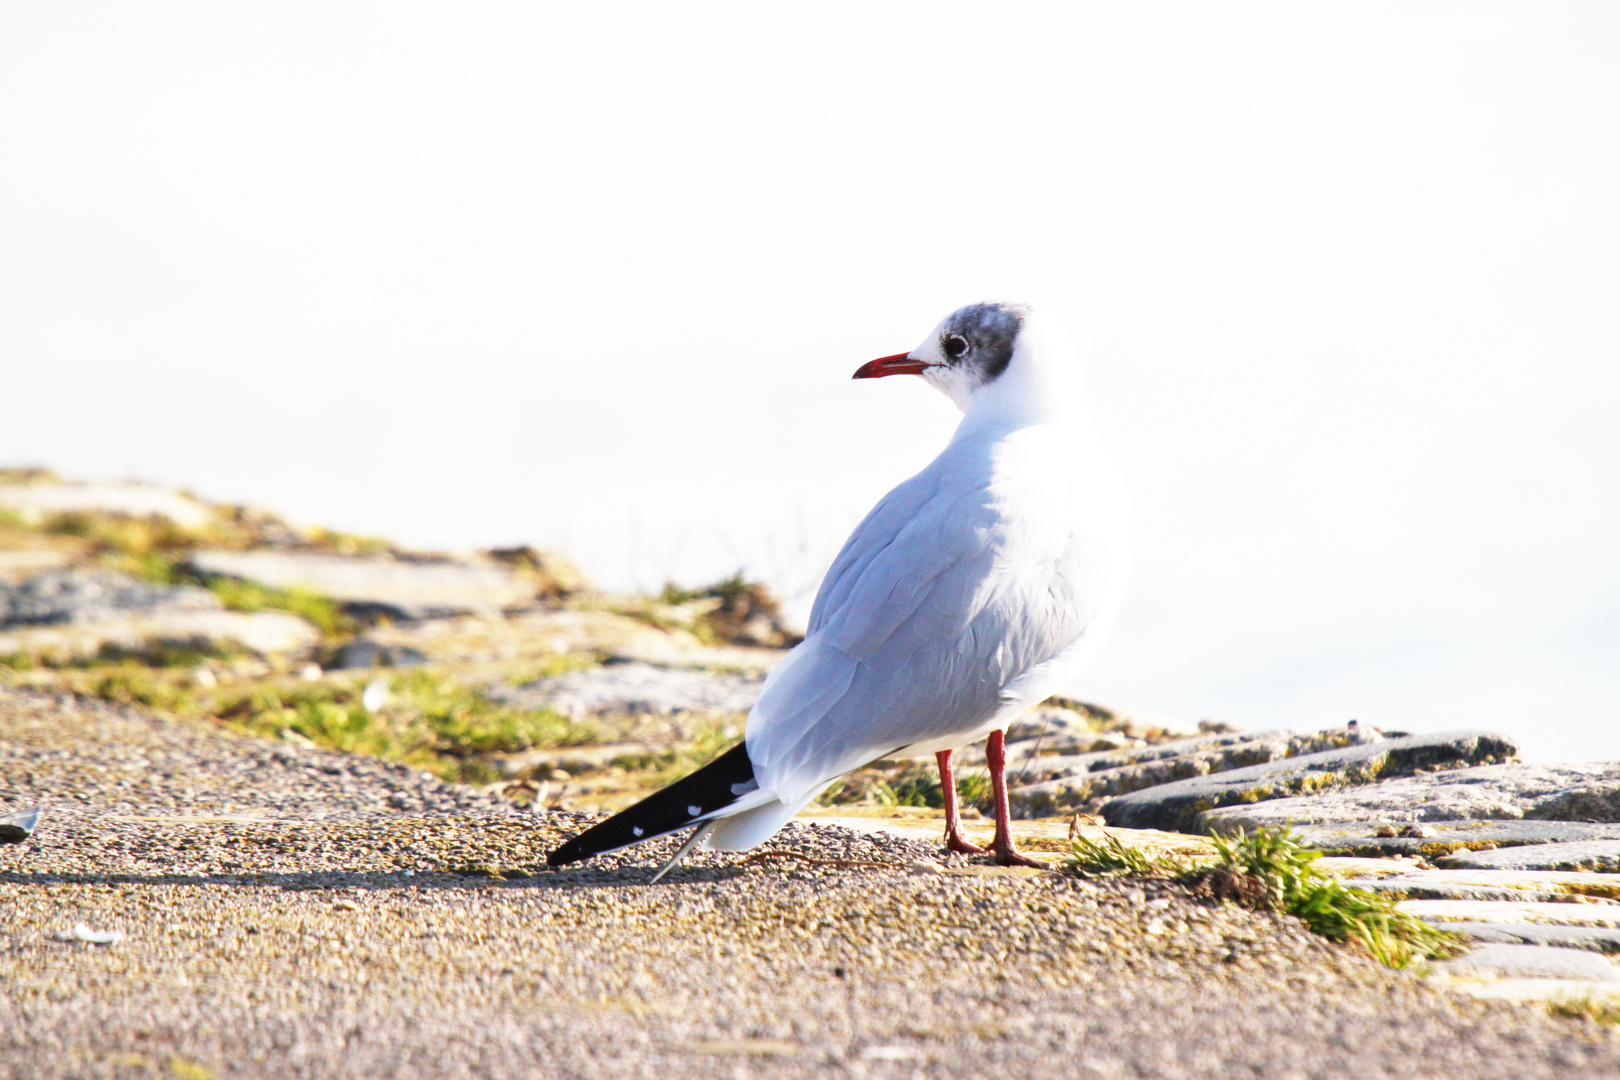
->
852, 352, 929, 379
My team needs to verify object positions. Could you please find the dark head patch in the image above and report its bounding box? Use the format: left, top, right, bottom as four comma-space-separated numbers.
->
942, 302, 1026, 384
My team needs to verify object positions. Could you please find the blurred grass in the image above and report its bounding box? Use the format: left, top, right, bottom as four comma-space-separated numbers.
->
816, 759, 994, 812
202, 577, 357, 639
17, 662, 596, 785
1549, 998, 1620, 1027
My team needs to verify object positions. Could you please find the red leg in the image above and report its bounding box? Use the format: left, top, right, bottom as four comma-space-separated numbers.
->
935, 749, 987, 855
986, 729, 1049, 869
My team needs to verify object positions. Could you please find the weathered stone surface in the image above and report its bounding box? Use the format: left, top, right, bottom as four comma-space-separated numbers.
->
1429, 975, 1620, 1005
0, 570, 318, 659
0, 547, 72, 582
603, 636, 787, 674
0, 569, 218, 627
1437, 943, 1620, 982
494, 659, 767, 719
188, 550, 534, 620
356, 610, 715, 668
1528, 782, 1620, 823
0, 609, 320, 661
1293, 820, 1620, 858
1399, 899, 1620, 927
1344, 867, 1620, 903
1003, 705, 1129, 754
1009, 731, 1296, 816
1438, 841, 1620, 873
1451, 922, 1620, 954
493, 742, 659, 779
1198, 762, 1620, 836
1005, 724, 1409, 817
0, 480, 213, 528
328, 638, 429, 670
1101, 730, 1518, 833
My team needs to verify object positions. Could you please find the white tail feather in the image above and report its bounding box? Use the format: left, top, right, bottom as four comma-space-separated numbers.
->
705, 785, 831, 851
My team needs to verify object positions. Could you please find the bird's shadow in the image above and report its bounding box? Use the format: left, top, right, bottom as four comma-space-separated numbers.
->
0, 861, 761, 894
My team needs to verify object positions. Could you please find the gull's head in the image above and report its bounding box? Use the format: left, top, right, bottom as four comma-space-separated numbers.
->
853, 301, 1076, 416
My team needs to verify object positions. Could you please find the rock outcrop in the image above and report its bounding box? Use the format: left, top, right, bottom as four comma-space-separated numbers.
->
1100, 730, 1519, 833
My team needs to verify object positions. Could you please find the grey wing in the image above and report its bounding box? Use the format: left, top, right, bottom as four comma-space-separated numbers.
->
748, 470, 1098, 803
806, 466, 944, 635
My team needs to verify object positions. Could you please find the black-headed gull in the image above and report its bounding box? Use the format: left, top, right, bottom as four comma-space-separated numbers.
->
549, 301, 1131, 875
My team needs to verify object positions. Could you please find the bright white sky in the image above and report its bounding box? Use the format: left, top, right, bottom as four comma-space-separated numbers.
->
2, 3, 1616, 760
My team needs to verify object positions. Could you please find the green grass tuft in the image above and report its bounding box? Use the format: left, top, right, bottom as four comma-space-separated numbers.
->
1549, 998, 1620, 1027
7, 661, 596, 786
955, 772, 993, 809
215, 667, 594, 782
202, 577, 357, 640
814, 760, 995, 810
1197, 827, 1462, 968
1067, 825, 1460, 968
1069, 832, 1200, 878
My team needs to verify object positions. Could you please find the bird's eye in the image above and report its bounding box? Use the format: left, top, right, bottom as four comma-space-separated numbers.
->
943, 334, 969, 360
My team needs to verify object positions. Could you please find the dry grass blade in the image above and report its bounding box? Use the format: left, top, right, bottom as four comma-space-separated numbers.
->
1068, 832, 1197, 878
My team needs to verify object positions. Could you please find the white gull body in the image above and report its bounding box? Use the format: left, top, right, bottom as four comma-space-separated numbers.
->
704, 302, 1133, 851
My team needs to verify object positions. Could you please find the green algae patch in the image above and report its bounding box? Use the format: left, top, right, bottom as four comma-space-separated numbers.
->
1561, 882, 1620, 902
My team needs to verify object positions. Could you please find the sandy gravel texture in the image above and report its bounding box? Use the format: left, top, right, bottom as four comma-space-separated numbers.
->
3, 687, 1620, 1079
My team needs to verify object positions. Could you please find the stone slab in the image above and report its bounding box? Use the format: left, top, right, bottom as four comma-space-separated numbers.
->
1194, 761, 1620, 835
1292, 820, 1620, 858
1437, 943, 1620, 981
495, 660, 767, 718
188, 550, 533, 620
493, 742, 659, 779
1008, 731, 1295, 816
0, 548, 73, 582
0, 570, 219, 628
1448, 922, 1620, 954
1009, 726, 1411, 818
1398, 900, 1620, 927
1002, 705, 1134, 754
0, 609, 319, 661
1314, 857, 1428, 878
328, 638, 429, 670
1440, 840, 1620, 873
0, 481, 213, 529
1430, 975, 1620, 1005
1101, 730, 1517, 833
361, 610, 711, 667
1344, 868, 1620, 902
1529, 782, 1620, 823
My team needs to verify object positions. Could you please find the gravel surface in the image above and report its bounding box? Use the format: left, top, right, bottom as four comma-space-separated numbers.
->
3, 687, 1620, 1079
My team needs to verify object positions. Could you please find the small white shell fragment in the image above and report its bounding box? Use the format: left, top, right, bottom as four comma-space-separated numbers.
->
362, 677, 391, 712
55, 923, 125, 945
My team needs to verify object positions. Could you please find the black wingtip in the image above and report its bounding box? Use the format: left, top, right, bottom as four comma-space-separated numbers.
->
545, 741, 755, 867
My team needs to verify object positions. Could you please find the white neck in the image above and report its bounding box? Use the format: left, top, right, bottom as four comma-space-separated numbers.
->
948, 317, 1087, 443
